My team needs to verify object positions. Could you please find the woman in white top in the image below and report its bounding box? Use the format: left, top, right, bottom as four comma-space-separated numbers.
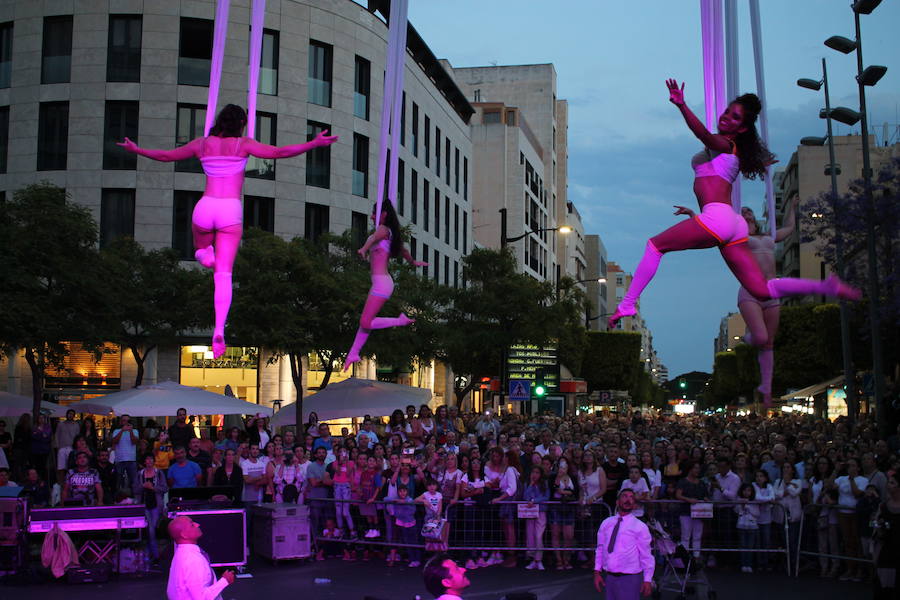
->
640, 451, 662, 499
833, 457, 867, 581
484, 448, 519, 567
459, 458, 489, 567
265, 444, 298, 503
774, 462, 803, 574
752, 469, 776, 571
578, 450, 608, 568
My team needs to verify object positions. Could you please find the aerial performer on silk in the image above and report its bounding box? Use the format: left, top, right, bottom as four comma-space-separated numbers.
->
118, 0, 337, 359
118, 110, 336, 358
674, 196, 798, 406
343, 201, 428, 372
608, 80, 860, 331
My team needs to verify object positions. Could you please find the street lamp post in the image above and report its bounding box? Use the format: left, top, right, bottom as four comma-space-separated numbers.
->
826, 0, 888, 434
797, 57, 857, 421
499, 207, 571, 248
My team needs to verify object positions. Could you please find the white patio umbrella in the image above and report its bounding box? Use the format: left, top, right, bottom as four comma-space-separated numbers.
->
0, 390, 61, 417
270, 377, 432, 427
62, 380, 273, 417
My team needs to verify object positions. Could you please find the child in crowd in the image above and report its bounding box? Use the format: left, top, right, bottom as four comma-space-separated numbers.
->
394, 484, 421, 567
418, 478, 446, 552
620, 465, 650, 518
320, 517, 344, 559
331, 449, 356, 542
752, 469, 775, 571
521, 466, 550, 571
358, 454, 383, 540
735, 482, 760, 573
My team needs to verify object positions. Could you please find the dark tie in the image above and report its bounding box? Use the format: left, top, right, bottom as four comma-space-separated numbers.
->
607, 516, 623, 554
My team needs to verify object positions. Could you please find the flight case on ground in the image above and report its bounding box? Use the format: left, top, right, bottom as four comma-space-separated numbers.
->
250, 503, 310, 561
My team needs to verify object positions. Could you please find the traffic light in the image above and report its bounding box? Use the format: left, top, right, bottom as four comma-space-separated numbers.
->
533, 368, 547, 397
679, 378, 687, 389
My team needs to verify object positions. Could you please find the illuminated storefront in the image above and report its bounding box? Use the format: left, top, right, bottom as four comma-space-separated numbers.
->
179, 345, 259, 403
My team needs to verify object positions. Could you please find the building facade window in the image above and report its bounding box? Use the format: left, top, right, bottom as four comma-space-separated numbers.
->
434, 249, 440, 282
178, 18, 213, 86
411, 102, 419, 157
410, 169, 418, 225
424, 115, 430, 167
42, 16, 73, 84
353, 55, 370, 119
444, 196, 450, 243
259, 29, 278, 95
422, 243, 429, 278
244, 195, 274, 232
351, 210, 368, 250
173, 190, 202, 260
100, 188, 135, 247
305, 202, 330, 242
435, 127, 441, 177
107, 15, 142, 82
352, 133, 369, 197
410, 237, 417, 261
308, 41, 332, 107
445, 138, 450, 185
454, 148, 460, 193
246, 112, 276, 179
453, 204, 459, 250
463, 211, 468, 254
444, 255, 449, 286
174, 104, 205, 173
397, 158, 405, 216
463, 157, 468, 201
0, 22, 12, 89
423, 179, 429, 232
0, 105, 8, 173
306, 120, 331, 189
400, 92, 406, 146
103, 101, 139, 170
37, 101, 69, 171
434, 188, 440, 237
454, 261, 459, 288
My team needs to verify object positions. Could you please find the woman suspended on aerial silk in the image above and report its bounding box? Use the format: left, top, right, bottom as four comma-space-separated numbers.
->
673, 196, 798, 406
608, 80, 860, 330
343, 201, 428, 372
118, 106, 337, 357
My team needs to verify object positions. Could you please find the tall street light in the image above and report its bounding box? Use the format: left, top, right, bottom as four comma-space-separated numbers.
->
826, 0, 888, 434
499, 207, 571, 248
797, 58, 856, 421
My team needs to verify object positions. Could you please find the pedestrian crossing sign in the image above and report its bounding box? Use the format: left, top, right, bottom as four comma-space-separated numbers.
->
509, 379, 531, 401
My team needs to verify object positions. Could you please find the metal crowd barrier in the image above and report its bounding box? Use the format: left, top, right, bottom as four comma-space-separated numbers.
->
797, 502, 875, 578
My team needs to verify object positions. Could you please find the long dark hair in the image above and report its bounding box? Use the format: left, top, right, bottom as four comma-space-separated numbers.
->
732, 93, 775, 180
373, 201, 403, 258
209, 104, 246, 138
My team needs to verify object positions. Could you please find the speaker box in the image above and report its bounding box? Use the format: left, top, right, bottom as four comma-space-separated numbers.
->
171, 509, 247, 567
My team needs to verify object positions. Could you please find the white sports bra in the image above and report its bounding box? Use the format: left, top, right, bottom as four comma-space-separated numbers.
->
692, 143, 739, 183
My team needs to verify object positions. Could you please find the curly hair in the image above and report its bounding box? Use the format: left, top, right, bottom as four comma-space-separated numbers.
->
732, 93, 775, 180
372, 201, 404, 258
209, 104, 247, 138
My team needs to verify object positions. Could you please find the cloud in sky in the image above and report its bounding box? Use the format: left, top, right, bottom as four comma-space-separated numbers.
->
408, 0, 900, 376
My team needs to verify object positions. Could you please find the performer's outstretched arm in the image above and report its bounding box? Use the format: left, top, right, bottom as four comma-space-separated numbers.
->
117, 137, 202, 162
667, 79, 733, 154
242, 130, 338, 160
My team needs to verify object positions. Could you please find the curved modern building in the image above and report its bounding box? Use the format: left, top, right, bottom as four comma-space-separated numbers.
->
0, 0, 473, 408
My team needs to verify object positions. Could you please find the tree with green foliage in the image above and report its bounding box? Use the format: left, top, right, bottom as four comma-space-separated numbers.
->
554, 276, 589, 378
439, 248, 562, 407
229, 229, 440, 427
0, 184, 107, 418
98, 238, 210, 387
581, 331, 642, 393
710, 351, 740, 407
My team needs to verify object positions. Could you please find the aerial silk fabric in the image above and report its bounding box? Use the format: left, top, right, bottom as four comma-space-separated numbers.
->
375, 0, 409, 221
750, 0, 776, 238
204, 0, 267, 139
724, 0, 741, 210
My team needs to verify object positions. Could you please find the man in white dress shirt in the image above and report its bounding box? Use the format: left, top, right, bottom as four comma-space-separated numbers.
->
166, 516, 235, 600
423, 553, 470, 600
594, 489, 654, 599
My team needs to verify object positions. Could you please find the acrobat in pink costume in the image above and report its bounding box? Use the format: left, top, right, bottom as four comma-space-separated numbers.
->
608, 80, 860, 333
343, 0, 425, 372
118, 0, 337, 358
671, 200, 797, 407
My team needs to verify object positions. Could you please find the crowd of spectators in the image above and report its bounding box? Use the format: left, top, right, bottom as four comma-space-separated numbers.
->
1, 402, 898, 589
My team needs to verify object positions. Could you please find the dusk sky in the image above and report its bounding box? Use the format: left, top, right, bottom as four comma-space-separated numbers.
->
409, 0, 900, 378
